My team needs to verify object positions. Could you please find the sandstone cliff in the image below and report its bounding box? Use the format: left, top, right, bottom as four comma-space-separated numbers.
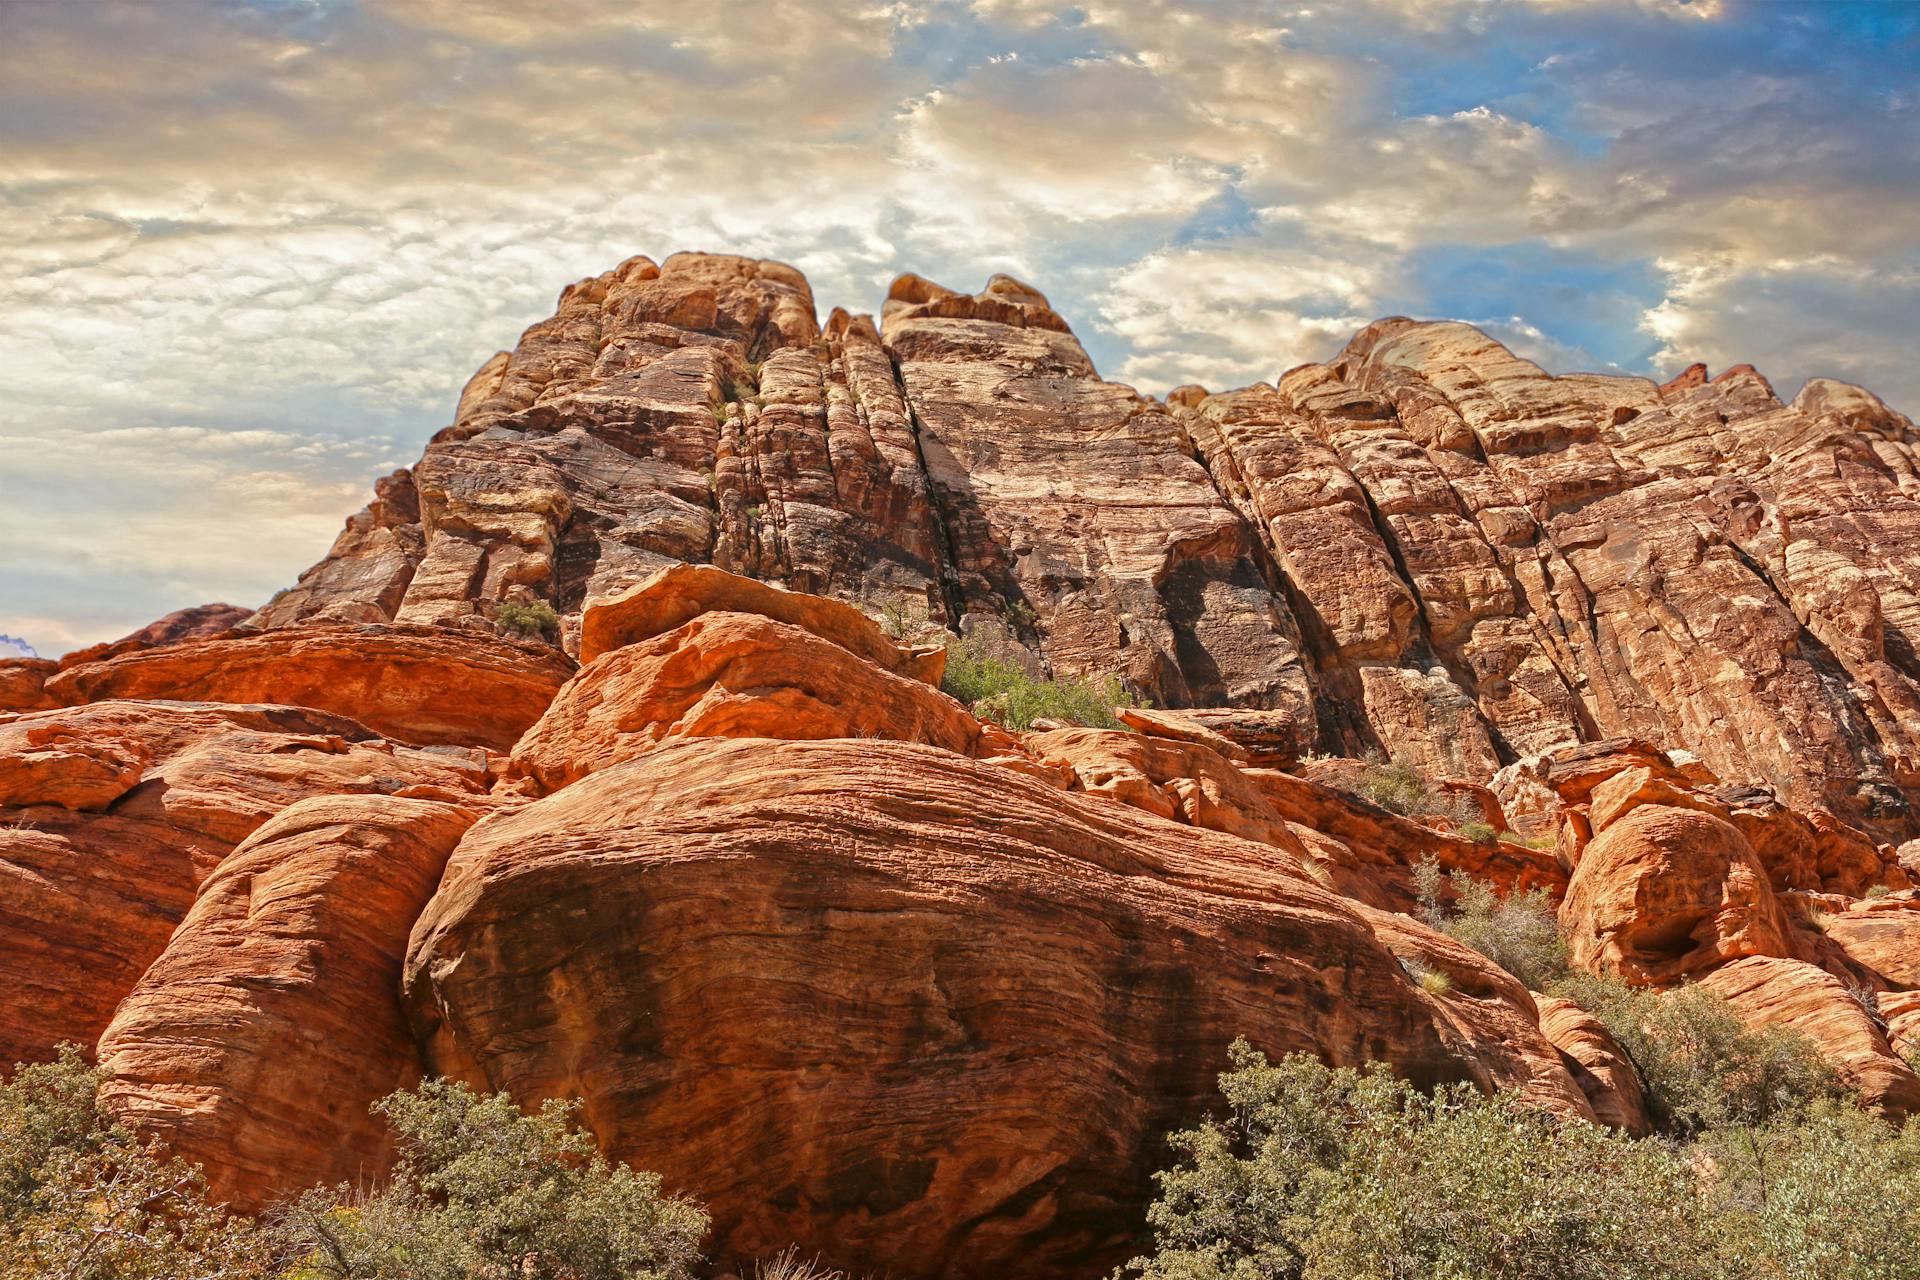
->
5, 251, 1920, 1278
247, 253, 1920, 841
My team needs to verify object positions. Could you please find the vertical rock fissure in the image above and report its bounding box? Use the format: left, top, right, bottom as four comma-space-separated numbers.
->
885, 348, 970, 632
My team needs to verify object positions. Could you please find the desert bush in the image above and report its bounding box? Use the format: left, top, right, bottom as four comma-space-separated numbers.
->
495, 599, 559, 639
1707, 1100, 1920, 1280
1, 1045, 272, 1280
1556, 975, 1842, 1136
274, 1078, 707, 1280
1122, 1040, 1725, 1280
1412, 861, 1570, 991
939, 634, 1138, 731
1340, 753, 1481, 827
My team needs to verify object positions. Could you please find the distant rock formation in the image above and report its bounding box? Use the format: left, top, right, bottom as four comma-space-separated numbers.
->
250, 252, 1920, 842
0, 634, 36, 660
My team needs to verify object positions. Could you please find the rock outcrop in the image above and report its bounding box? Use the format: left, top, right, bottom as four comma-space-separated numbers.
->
402, 736, 1583, 1276
7, 250, 1920, 1277
0, 701, 491, 1066
256, 255, 1920, 841
43, 623, 574, 751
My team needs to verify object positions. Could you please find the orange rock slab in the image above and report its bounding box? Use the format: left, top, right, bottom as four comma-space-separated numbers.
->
580, 562, 943, 680
1699, 955, 1920, 1116
43, 623, 573, 751
513, 611, 978, 791
0, 701, 490, 1066
404, 736, 1575, 1280
99, 795, 481, 1208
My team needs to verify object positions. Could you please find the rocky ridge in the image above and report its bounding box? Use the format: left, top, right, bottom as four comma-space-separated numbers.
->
3, 252, 1919, 1278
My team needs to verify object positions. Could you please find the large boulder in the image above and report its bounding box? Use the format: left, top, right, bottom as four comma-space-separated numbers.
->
1560, 803, 1795, 984
1699, 955, 1920, 1116
99, 795, 482, 1208
515, 610, 976, 790
0, 701, 490, 1065
403, 736, 1585, 1279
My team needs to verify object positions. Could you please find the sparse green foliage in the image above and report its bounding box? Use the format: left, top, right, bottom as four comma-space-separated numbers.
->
1705, 1100, 1920, 1280
1458, 819, 1497, 844
863, 596, 925, 641
1123, 1041, 1724, 1280
1556, 975, 1842, 1137
1125, 1039, 1917, 1280
495, 599, 559, 639
1862, 883, 1893, 900
1341, 753, 1480, 827
1421, 865, 1571, 991
273, 1079, 707, 1280
754, 1245, 848, 1280
2, 1045, 273, 1280
4, 1051, 706, 1280
939, 634, 1139, 731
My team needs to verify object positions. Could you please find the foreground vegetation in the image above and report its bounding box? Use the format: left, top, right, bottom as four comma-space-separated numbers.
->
1123, 1040, 1919, 1280
1, 1050, 704, 1280
8, 875, 1911, 1280
1123, 868, 1913, 1279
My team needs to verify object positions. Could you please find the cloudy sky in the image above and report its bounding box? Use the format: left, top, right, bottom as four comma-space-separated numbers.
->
3, 0, 1917, 655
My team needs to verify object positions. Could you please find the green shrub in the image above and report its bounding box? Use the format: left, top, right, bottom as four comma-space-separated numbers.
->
2, 1045, 272, 1280
1411, 861, 1570, 991
1458, 819, 1497, 844
4, 1050, 706, 1280
1341, 754, 1480, 827
495, 599, 559, 639
1556, 975, 1842, 1136
939, 635, 1138, 731
1123, 1041, 1725, 1280
1706, 1100, 1920, 1280
273, 1078, 706, 1280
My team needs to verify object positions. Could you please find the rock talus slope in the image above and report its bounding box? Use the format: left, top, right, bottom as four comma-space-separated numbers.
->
6, 251, 1920, 1277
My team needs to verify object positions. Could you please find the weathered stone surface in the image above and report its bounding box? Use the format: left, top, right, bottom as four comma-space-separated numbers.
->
1822, 898, 1920, 990
1536, 994, 1653, 1135
0, 658, 59, 712
99, 795, 480, 1208
44, 624, 573, 751
1698, 955, 1920, 1116
1560, 803, 1796, 984
404, 735, 1580, 1278
514, 611, 979, 791
253, 255, 1920, 843
580, 562, 942, 680
60, 603, 254, 669
0, 701, 490, 1066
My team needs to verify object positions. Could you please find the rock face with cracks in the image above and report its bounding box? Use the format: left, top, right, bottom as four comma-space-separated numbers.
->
6, 249, 1920, 1278
402, 736, 1585, 1277
263, 254, 1920, 841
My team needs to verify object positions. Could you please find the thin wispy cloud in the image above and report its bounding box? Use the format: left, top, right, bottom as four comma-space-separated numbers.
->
3, 0, 1916, 653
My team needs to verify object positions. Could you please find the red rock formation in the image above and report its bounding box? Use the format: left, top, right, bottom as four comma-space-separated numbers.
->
6, 254, 1920, 1271
403, 736, 1587, 1278
0, 701, 490, 1066
513, 610, 979, 791
44, 623, 574, 751
253, 256, 1919, 842
58, 603, 254, 668
1536, 995, 1652, 1135
0, 658, 60, 712
98, 794, 482, 1208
